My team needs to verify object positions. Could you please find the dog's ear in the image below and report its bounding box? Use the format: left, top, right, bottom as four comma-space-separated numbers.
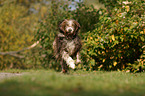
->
73, 20, 81, 35
74, 20, 81, 29
59, 19, 67, 33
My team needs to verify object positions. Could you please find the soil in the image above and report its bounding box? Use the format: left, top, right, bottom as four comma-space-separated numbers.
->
0, 73, 23, 81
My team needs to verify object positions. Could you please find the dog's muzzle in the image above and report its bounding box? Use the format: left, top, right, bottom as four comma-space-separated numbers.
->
66, 27, 74, 34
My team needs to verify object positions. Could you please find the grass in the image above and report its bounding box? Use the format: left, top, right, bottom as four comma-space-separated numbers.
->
0, 69, 145, 96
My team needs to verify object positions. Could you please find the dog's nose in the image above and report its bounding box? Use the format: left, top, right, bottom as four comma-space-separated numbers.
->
68, 29, 72, 32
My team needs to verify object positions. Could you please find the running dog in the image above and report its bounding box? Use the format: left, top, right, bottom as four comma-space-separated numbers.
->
53, 19, 82, 73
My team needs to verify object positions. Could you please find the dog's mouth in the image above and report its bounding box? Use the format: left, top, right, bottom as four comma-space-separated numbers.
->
65, 34, 74, 39
64, 29, 75, 39
64, 32, 75, 39
68, 29, 73, 33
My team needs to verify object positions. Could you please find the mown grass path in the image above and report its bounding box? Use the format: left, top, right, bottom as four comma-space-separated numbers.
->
0, 70, 145, 96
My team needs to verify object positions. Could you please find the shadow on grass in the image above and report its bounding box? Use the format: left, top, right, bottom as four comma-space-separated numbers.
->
0, 80, 107, 96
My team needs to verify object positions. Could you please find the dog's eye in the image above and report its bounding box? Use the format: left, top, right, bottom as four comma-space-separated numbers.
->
66, 24, 69, 26
72, 23, 75, 26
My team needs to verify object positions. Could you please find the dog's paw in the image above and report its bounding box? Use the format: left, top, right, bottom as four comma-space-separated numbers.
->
76, 59, 81, 64
67, 57, 75, 69
69, 60, 75, 69
61, 69, 68, 74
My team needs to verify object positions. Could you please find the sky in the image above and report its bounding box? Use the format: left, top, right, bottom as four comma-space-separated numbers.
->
69, 0, 83, 10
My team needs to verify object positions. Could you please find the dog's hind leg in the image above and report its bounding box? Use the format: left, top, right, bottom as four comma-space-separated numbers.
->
60, 59, 67, 73
76, 52, 81, 64
62, 51, 75, 69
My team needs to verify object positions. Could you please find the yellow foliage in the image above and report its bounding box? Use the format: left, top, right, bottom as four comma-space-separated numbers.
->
0, 0, 46, 69
113, 62, 117, 66
111, 35, 115, 41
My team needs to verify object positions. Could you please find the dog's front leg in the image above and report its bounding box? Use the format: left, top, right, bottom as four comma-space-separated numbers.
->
76, 52, 81, 64
62, 51, 75, 69
60, 59, 68, 73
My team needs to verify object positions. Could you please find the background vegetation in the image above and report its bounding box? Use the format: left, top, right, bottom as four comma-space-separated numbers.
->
83, 0, 145, 72
0, 0, 144, 72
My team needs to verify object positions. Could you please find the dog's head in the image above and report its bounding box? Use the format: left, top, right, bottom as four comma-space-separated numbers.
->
59, 19, 80, 38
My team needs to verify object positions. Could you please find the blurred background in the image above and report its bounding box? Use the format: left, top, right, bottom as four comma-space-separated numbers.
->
0, 0, 144, 72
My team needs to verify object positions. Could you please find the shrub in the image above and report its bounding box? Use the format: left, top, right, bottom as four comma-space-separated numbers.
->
72, 2, 99, 34
83, 0, 145, 72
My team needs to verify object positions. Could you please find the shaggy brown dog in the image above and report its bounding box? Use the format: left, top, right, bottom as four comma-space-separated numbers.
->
53, 19, 82, 73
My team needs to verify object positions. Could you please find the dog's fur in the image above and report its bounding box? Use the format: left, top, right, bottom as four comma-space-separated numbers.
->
53, 19, 82, 73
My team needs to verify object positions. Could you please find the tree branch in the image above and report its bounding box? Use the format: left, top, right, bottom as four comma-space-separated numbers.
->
0, 41, 39, 58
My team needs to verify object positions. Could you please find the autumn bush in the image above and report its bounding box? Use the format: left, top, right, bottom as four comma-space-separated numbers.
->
0, 0, 44, 69
82, 0, 145, 72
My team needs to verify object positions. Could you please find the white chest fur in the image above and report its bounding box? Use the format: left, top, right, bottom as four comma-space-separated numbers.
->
66, 40, 75, 55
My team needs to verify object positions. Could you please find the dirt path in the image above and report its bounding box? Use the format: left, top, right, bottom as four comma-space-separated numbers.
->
0, 73, 24, 81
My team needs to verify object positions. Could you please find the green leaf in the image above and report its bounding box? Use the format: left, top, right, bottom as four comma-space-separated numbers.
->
90, 59, 95, 66
131, 35, 134, 38
124, 27, 128, 31
140, 37, 144, 42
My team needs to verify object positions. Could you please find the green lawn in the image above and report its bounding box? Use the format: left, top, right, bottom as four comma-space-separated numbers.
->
0, 69, 145, 96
